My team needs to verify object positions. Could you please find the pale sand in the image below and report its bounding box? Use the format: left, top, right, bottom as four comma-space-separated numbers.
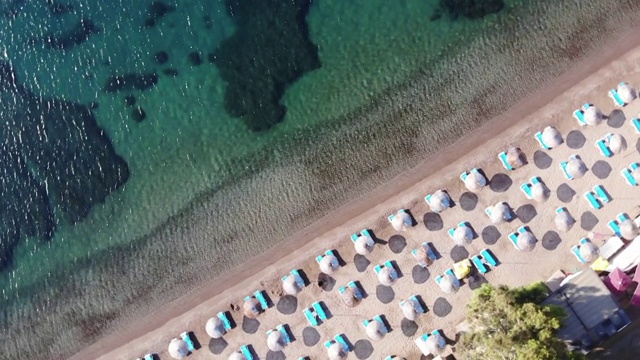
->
73, 29, 640, 360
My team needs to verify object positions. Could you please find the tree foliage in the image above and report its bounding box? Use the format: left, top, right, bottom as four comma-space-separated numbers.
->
458, 283, 585, 360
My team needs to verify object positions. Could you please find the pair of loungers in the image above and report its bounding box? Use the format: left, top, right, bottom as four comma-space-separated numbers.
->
374, 261, 398, 278
608, 213, 631, 237
508, 226, 532, 251
325, 334, 350, 353
470, 249, 499, 274
435, 269, 460, 286
609, 83, 630, 107
281, 269, 305, 290
363, 315, 388, 334
520, 176, 542, 199
245, 290, 270, 311
267, 325, 292, 346
570, 238, 593, 263
412, 242, 437, 267
339, 281, 363, 300
447, 222, 474, 240
304, 301, 328, 326
415, 330, 446, 355
573, 103, 592, 126
621, 163, 639, 186
584, 185, 611, 210
596, 134, 615, 158
399, 295, 427, 315
350, 229, 372, 241
560, 154, 580, 180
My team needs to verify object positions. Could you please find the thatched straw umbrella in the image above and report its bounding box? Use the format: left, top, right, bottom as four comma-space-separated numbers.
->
205, 317, 226, 338
377, 266, 397, 286
506, 147, 526, 169
283, 275, 301, 295
567, 157, 587, 179
243, 297, 261, 318
425, 333, 446, 355
555, 211, 574, 232
620, 219, 638, 239
328, 342, 347, 360
464, 170, 486, 192
542, 126, 563, 148
267, 330, 286, 352
438, 272, 459, 294
531, 182, 550, 203
618, 82, 637, 103
168, 338, 189, 359
428, 190, 451, 213
517, 232, 537, 252
340, 286, 361, 307
453, 225, 473, 246
584, 106, 603, 125
229, 352, 247, 360
354, 235, 374, 255
391, 211, 412, 232
319, 254, 339, 274
607, 133, 627, 154
580, 242, 599, 263
490, 202, 511, 224
365, 320, 385, 340
401, 298, 420, 321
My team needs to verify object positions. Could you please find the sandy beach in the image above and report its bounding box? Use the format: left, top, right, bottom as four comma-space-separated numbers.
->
69, 27, 640, 360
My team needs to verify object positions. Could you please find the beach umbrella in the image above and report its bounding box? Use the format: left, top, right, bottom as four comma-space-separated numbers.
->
283, 274, 301, 295
566, 157, 587, 179
584, 106, 603, 126
391, 211, 412, 232
607, 133, 627, 154
618, 82, 637, 103
205, 317, 226, 339
490, 202, 511, 224
542, 126, 563, 148
340, 286, 361, 307
243, 297, 261, 318
319, 254, 339, 274
401, 298, 420, 321
633, 166, 640, 183
453, 225, 473, 246
377, 266, 397, 286
229, 352, 247, 360
267, 330, 286, 352
464, 170, 486, 192
354, 235, 374, 255
428, 190, 451, 213
516, 232, 536, 252
365, 320, 386, 341
413, 246, 434, 267
328, 342, 347, 360
425, 333, 446, 355
506, 147, 526, 169
438, 272, 459, 294
607, 268, 632, 292
620, 219, 638, 239
579, 242, 599, 263
531, 182, 550, 203
168, 338, 189, 359
555, 211, 574, 232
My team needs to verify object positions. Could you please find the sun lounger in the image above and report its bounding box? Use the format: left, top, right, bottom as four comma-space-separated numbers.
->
579, 238, 589, 246
304, 308, 319, 326
350, 233, 358, 241
335, 334, 350, 351
290, 269, 305, 289
313, 301, 328, 321
471, 255, 488, 274
374, 264, 382, 274
584, 191, 602, 209
498, 151, 514, 171
632, 118, 640, 134
240, 345, 254, 360
609, 88, 625, 106
632, 163, 640, 171
520, 183, 532, 199
618, 213, 630, 222
560, 161, 573, 180
180, 332, 194, 352
596, 139, 613, 157
384, 260, 395, 273
361, 229, 371, 237
571, 245, 587, 263
480, 249, 498, 266
425, 194, 432, 205
363, 315, 387, 333
435, 269, 460, 286
460, 171, 468, 182
484, 207, 492, 218
594, 185, 611, 203
556, 207, 565, 214
535, 131, 551, 149
254, 290, 269, 310
608, 220, 621, 237
144, 354, 154, 360
573, 109, 586, 126
508, 232, 519, 249
621, 168, 637, 186
276, 324, 291, 344
448, 222, 468, 239
217, 312, 232, 330
399, 295, 426, 314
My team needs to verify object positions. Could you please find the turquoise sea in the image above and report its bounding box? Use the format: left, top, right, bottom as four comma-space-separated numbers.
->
1, 0, 639, 358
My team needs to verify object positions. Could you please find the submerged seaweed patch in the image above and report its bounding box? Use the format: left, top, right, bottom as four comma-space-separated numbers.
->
440, 0, 505, 20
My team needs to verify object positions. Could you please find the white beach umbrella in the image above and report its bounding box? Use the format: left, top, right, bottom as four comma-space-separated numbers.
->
438, 272, 459, 294
567, 157, 587, 179
319, 254, 339, 274
243, 297, 261, 318
580, 242, 599, 263
391, 211, 412, 232
229, 352, 247, 360
267, 330, 286, 352
168, 338, 189, 359
428, 190, 451, 213
633, 167, 640, 183
584, 106, 603, 126
328, 342, 347, 360
354, 235, 374, 255
618, 82, 637, 103
205, 317, 226, 339
377, 266, 397, 286
453, 225, 473, 246
401, 298, 420, 321
425, 333, 446, 355
506, 147, 526, 169
490, 203, 511, 224
341, 286, 361, 308
414, 246, 434, 267
464, 170, 486, 192
517, 232, 537, 252
620, 219, 638, 239
555, 211, 574, 232
542, 126, 563, 148
365, 320, 385, 341
607, 133, 627, 154
283, 274, 301, 295
531, 182, 550, 203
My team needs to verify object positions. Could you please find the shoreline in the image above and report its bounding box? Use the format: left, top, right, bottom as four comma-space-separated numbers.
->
70, 24, 640, 360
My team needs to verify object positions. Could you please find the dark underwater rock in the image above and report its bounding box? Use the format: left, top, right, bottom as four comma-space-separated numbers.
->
162, 68, 179, 77
440, 0, 505, 20
189, 52, 203, 66
154, 51, 169, 65
0, 61, 129, 270
213, 0, 320, 131
42, 18, 101, 50
124, 95, 136, 107
0, 0, 24, 18
132, 106, 146, 122
145, 1, 176, 27
46, 0, 74, 16
104, 73, 158, 93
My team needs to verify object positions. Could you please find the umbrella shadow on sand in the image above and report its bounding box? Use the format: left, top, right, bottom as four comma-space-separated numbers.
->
533, 150, 553, 169
489, 173, 512, 192
423, 212, 444, 231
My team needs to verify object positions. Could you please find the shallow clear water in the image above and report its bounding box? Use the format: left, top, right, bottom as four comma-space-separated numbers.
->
0, 0, 639, 358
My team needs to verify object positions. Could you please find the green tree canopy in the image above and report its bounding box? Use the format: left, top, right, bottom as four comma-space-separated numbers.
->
458, 283, 585, 360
